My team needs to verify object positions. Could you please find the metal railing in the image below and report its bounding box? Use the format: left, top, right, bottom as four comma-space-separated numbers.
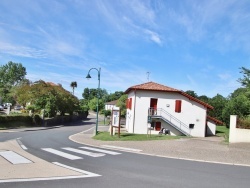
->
148, 108, 191, 136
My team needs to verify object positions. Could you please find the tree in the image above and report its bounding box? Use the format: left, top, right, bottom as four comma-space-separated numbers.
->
185, 90, 198, 98
70, 81, 77, 95
222, 94, 250, 126
88, 97, 104, 112
108, 91, 124, 101
0, 61, 26, 87
198, 95, 210, 103
16, 80, 79, 117
207, 94, 228, 121
238, 67, 250, 88
0, 61, 27, 103
82, 88, 90, 100
116, 94, 128, 117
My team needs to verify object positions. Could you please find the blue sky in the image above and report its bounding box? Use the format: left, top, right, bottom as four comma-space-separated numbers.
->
0, 0, 250, 99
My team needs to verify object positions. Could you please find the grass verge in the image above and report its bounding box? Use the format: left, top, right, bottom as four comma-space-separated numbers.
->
93, 131, 186, 141
216, 125, 229, 142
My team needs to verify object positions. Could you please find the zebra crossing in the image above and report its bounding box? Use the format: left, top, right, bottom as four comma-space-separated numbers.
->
41, 146, 121, 160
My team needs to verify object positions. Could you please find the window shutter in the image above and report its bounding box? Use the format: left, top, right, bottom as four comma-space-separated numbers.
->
175, 100, 182, 113
129, 98, 132, 109
126, 99, 129, 109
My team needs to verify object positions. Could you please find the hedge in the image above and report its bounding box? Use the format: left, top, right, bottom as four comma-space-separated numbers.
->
0, 115, 33, 123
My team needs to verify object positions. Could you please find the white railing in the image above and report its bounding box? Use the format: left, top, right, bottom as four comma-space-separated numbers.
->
148, 108, 191, 136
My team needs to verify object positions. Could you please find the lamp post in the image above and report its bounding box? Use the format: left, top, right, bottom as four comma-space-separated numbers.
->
86, 68, 101, 135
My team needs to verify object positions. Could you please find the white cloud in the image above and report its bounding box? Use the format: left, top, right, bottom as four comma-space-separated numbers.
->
144, 29, 162, 45
0, 42, 46, 58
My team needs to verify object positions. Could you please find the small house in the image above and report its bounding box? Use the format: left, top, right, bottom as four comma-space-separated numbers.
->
125, 82, 222, 137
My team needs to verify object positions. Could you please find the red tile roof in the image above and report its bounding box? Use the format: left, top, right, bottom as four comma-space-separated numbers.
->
105, 100, 118, 105
125, 82, 213, 109
207, 116, 223, 125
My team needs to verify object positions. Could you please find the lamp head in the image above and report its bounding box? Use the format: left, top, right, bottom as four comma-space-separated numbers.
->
86, 73, 91, 79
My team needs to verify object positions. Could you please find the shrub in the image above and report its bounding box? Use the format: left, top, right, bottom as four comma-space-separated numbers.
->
237, 118, 250, 129
33, 114, 42, 126
101, 109, 111, 117
0, 115, 33, 123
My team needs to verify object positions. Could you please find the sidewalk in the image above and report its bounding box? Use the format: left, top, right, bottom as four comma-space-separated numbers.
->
0, 140, 88, 182
70, 126, 250, 167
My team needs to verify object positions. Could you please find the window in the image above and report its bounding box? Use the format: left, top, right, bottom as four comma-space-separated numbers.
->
175, 100, 182, 113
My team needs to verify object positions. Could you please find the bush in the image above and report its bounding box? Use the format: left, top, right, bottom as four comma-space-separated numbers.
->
0, 115, 33, 123
237, 118, 250, 129
33, 114, 42, 126
101, 109, 111, 117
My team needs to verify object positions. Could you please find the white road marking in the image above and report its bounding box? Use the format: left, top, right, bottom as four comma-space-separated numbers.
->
53, 162, 101, 177
42, 148, 82, 160
20, 145, 28, 150
62, 147, 105, 157
16, 138, 27, 150
80, 146, 121, 155
0, 162, 101, 183
101, 145, 142, 152
0, 151, 32, 164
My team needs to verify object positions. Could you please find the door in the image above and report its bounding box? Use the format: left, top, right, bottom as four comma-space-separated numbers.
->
150, 98, 158, 115
155, 122, 161, 131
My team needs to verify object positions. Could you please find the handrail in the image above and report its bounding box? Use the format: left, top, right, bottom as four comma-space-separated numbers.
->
148, 108, 190, 136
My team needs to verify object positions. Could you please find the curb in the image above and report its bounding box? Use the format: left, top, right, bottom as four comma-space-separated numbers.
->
0, 125, 63, 133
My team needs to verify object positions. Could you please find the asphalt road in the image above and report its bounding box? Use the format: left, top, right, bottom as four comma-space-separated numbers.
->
1, 117, 250, 188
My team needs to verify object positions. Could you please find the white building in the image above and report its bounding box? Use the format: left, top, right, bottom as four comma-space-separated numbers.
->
125, 82, 222, 137
105, 100, 118, 111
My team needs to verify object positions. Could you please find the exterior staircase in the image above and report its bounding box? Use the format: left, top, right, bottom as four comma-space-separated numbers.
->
148, 108, 191, 136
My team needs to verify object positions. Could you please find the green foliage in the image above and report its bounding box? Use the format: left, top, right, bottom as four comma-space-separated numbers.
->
88, 97, 104, 112
198, 95, 210, 103
222, 94, 250, 126
70, 81, 77, 95
116, 94, 128, 117
79, 99, 89, 111
0, 115, 32, 124
33, 114, 42, 125
0, 61, 26, 87
237, 118, 250, 129
238, 67, 250, 87
216, 126, 229, 142
185, 90, 198, 98
16, 80, 79, 117
207, 94, 228, 121
0, 61, 27, 104
101, 109, 111, 117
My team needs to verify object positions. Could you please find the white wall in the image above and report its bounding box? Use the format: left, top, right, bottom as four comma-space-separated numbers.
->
206, 121, 216, 136
126, 90, 207, 137
229, 115, 250, 143
105, 104, 115, 110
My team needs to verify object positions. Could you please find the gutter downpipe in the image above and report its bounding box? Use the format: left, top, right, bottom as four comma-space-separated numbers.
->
132, 89, 137, 133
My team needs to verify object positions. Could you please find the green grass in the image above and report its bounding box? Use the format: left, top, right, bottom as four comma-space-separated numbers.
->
216, 125, 229, 142
93, 131, 186, 141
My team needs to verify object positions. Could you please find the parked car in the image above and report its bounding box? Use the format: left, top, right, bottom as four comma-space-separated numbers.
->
14, 105, 22, 110
0, 105, 4, 111
3, 103, 12, 109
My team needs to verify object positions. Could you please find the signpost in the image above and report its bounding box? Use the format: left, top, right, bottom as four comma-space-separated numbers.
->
110, 107, 121, 138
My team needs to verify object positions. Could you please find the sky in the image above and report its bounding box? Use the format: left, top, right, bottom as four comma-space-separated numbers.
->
0, 0, 250, 99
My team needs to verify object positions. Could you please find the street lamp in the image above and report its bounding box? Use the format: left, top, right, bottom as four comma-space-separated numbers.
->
86, 68, 101, 135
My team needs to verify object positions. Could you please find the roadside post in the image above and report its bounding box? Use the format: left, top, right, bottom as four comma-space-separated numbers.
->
147, 116, 152, 137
